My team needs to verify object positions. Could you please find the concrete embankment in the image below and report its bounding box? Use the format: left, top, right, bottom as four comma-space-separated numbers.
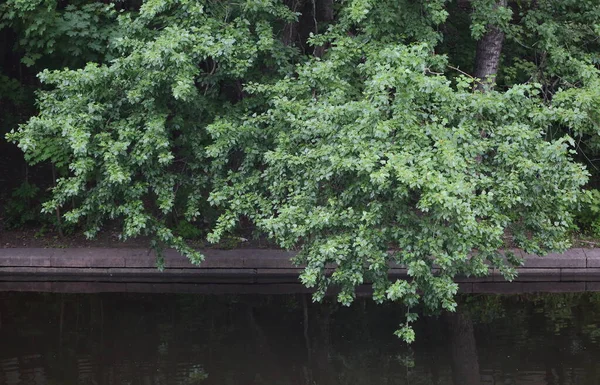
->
1, 247, 600, 294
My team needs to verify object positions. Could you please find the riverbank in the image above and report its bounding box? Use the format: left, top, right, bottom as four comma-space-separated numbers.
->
2, 247, 600, 294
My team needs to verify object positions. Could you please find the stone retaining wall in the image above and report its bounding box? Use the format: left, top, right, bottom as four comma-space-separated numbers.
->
1, 247, 600, 294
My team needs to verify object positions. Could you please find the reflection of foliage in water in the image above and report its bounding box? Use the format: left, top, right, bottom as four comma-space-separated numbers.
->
3, 292, 600, 384
462, 293, 600, 332
533, 293, 581, 333
187, 365, 208, 384
461, 292, 600, 362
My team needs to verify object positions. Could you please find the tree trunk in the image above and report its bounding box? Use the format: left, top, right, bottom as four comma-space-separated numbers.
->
473, 0, 507, 90
283, 0, 333, 56
316, 0, 334, 22
444, 309, 481, 385
51, 163, 64, 237
282, 0, 307, 47
312, 0, 334, 58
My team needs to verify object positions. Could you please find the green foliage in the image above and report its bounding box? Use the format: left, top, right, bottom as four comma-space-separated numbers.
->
186, 366, 208, 384
575, 189, 600, 237
207, 34, 587, 339
470, 0, 512, 40
5, 0, 600, 343
2, 181, 77, 234
0, 74, 28, 106
175, 220, 203, 240
3, 181, 43, 228
0, 74, 35, 134
507, 0, 600, 84
7, 0, 298, 263
0, 0, 118, 67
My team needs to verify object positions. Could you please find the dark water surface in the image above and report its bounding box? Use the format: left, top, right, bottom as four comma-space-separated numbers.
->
1, 292, 600, 385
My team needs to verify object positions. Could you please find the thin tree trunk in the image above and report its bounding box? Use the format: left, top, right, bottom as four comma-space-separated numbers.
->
473, 0, 507, 90
283, 0, 333, 55
313, 0, 334, 58
282, 0, 307, 47
51, 164, 64, 237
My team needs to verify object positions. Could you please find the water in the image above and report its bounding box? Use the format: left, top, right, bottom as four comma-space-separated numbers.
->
1, 292, 600, 385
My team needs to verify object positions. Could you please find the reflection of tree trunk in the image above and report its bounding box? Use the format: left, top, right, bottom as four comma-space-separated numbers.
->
100, 298, 104, 345
303, 296, 338, 385
544, 336, 566, 385
473, 0, 507, 90
59, 295, 65, 358
444, 310, 481, 385
584, 351, 599, 385
312, 303, 331, 380
246, 304, 270, 351
422, 316, 443, 384
302, 295, 312, 364
245, 303, 286, 382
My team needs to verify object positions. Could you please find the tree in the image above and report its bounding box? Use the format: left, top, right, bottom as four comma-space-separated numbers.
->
472, 0, 508, 90
6, 0, 597, 341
